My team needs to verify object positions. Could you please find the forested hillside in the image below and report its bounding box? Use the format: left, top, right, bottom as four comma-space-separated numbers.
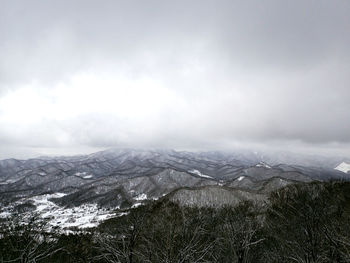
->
1, 181, 350, 263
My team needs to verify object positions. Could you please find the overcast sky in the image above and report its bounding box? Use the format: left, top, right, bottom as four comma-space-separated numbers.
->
0, 0, 349, 159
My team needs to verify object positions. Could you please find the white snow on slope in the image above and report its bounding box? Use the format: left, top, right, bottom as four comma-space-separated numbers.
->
188, 169, 213, 179
256, 162, 271, 169
335, 162, 350, 173
132, 203, 142, 208
0, 211, 11, 218
0, 178, 21, 185
75, 172, 94, 179
237, 176, 245, 181
0, 193, 116, 230
135, 193, 147, 201
31, 193, 67, 212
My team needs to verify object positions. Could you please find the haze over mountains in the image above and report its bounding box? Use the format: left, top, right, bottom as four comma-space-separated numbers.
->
0, 148, 349, 229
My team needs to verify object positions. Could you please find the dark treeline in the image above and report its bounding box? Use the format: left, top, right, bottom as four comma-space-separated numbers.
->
1, 181, 350, 263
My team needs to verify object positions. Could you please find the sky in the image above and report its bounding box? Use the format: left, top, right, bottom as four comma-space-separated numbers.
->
0, 0, 349, 159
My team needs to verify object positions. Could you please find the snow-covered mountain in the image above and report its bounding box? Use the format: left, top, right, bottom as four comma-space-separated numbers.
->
0, 148, 348, 230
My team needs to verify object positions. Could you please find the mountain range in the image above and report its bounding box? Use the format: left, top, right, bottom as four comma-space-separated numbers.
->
0, 148, 349, 229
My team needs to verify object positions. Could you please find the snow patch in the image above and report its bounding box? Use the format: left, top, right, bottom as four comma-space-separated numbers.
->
237, 176, 245, 181
188, 169, 213, 179
151, 193, 167, 201
75, 172, 93, 179
256, 162, 271, 169
135, 193, 147, 201
132, 203, 142, 208
0, 178, 20, 185
0, 211, 11, 218
335, 162, 350, 173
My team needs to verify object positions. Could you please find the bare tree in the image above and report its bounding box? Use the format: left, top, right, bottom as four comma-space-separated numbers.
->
0, 215, 62, 263
215, 201, 265, 263
94, 207, 147, 263
139, 203, 216, 263
265, 182, 350, 263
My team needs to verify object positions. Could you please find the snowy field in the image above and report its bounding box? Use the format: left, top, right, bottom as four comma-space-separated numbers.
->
0, 193, 117, 230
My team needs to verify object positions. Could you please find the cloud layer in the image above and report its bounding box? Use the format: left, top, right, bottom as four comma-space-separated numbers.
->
0, 0, 350, 158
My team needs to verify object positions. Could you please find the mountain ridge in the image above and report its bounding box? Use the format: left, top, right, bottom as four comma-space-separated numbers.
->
0, 148, 348, 229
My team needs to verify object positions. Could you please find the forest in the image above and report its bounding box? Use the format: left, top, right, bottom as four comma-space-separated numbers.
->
1, 181, 350, 263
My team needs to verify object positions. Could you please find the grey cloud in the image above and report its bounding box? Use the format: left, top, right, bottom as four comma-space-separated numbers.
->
0, 0, 350, 158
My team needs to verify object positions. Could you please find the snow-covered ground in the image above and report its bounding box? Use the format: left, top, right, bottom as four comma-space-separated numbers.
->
188, 169, 213, 179
0, 193, 117, 230
335, 162, 350, 173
